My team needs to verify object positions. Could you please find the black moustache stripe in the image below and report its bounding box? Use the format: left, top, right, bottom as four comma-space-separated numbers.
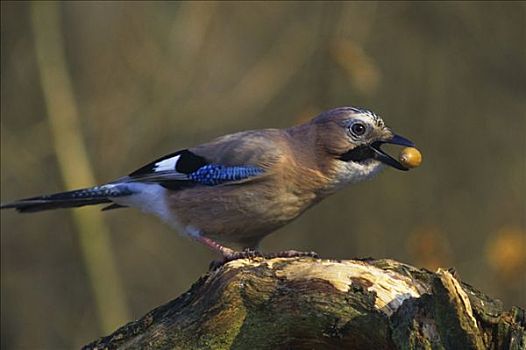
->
339, 145, 375, 162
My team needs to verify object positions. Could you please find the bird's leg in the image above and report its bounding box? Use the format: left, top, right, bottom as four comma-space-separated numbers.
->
194, 235, 236, 257
193, 236, 263, 270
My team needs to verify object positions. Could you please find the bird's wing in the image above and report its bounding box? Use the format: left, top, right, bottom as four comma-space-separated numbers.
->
121, 129, 286, 190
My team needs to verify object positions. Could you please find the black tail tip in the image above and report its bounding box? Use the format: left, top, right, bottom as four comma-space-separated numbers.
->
1, 200, 56, 213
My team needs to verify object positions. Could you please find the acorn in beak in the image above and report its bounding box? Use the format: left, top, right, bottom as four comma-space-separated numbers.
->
370, 134, 415, 171
339, 134, 416, 171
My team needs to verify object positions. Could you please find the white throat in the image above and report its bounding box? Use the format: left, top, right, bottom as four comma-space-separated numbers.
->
328, 160, 385, 190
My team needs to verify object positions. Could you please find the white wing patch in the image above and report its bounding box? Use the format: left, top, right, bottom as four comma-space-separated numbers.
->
154, 155, 180, 172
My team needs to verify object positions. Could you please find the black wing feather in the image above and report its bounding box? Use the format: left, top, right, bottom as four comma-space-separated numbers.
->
129, 149, 207, 178
127, 149, 210, 190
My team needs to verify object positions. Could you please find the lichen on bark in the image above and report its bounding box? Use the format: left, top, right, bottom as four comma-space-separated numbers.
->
83, 257, 525, 350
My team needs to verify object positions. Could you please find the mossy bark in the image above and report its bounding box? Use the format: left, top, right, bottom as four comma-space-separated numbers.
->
83, 257, 525, 350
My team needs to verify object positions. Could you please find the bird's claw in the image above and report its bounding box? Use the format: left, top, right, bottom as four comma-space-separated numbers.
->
209, 249, 319, 270
209, 248, 263, 270
264, 250, 319, 259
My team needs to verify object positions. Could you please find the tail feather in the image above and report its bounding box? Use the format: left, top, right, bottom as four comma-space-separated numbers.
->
0, 184, 133, 213
1, 198, 112, 213
101, 203, 128, 211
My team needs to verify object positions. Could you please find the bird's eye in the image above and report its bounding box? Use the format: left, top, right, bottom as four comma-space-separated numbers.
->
350, 122, 367, 136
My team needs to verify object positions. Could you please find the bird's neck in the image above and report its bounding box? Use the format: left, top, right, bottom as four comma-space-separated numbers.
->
285, 123, 384, 196
284, 124, 347, 195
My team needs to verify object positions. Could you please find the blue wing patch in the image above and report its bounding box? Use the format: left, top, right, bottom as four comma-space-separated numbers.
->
187, 165, 265, 186
127, 149, 264, 189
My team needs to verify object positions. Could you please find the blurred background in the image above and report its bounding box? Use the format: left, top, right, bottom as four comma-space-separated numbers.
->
1, 2, 525, 349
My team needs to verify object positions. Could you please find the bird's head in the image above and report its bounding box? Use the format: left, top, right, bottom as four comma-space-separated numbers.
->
311, 107, 415, 184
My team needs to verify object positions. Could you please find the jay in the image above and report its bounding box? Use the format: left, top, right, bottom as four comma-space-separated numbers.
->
1, 107, 415, 260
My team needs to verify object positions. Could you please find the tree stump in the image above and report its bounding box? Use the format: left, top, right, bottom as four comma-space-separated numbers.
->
83, 257, 525, 350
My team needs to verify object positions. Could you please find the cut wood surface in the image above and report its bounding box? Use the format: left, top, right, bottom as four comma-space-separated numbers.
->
83, 257, 525, 350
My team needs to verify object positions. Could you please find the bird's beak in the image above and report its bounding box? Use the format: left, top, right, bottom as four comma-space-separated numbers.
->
370, 134, 415, 171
